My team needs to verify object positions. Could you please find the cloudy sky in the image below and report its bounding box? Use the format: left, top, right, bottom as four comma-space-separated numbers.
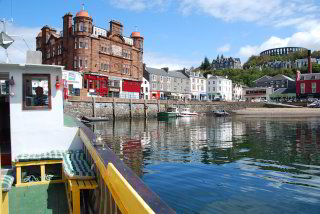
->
1, 0, 320, 69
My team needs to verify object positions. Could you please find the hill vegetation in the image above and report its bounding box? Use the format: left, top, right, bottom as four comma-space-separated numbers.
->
196, 52, 320, 87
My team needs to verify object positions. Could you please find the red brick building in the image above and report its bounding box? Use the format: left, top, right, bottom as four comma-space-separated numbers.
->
36, 9, 144, 98
296, 50, 320, 99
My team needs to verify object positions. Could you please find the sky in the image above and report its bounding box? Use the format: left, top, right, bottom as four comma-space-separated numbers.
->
1, 0, 320, 69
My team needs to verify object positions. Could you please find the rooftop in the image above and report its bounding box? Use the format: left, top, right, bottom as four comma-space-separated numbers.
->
76, 10, 89, 17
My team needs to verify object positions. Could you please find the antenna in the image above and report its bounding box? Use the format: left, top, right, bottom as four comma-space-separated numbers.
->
0, 19, 15, 63
81, 3, 85, 10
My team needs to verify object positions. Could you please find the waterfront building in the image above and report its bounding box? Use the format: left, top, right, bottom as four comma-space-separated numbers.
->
141, 76, 150, 100
206, 75, 232, 101
254, 74, 296, 91
183, 69, 207, 100
296, 71, 320, 99
232, 83, 245, 101
62, 70, 83, 97
243, 87, 274, 102
211, 55, 242, 70
36, 9, 143, 99
144, 67, 190, 100
260, 47, 307, 56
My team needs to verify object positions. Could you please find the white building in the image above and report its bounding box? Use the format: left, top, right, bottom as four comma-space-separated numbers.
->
186, 71, 207, 100
62, 70, 83, 96
207, 75, 232, 101
141, 77, 150, 99
232, 83, 245, 101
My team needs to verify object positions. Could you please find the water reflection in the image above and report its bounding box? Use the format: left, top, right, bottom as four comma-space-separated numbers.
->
87, 116, 320, 214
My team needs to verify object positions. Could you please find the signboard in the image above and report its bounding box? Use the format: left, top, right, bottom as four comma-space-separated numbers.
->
68, 72, 76, 81
109, 87, 120, 92
112, 45, 122, 57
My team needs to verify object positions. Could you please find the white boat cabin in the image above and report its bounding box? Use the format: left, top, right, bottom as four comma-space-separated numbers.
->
0, 51, 82, 165
167, 107, 179, 113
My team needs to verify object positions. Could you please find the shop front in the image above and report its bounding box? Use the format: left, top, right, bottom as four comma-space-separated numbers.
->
62, 70, 82, 98
83, 73, 108, 97
121, 79, 142, 99
151, 91, 160, 100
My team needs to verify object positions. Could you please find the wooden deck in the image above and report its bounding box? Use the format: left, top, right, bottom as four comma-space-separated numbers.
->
8, 183, 68, 214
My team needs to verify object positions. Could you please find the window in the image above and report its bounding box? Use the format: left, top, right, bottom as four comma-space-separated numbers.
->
79, 22, 84, 31
213, 87, 215, 91
312, 82, 316, 93
167, 84, 171, 91
160, 84, 163, 90
160, 76, 163, 82
212, 81, 215, 84
152, 75, 157, 81
74, 57, 78, 68
152, 83, 157, 89
167, 77, 171, 83
52, 47, 55, 57
123, 65, 130, 74
301, 83, 305, 94
219, 87, 221, 91
23, 74, 51, 110
192, 84, 195, 90
192, 79, 195, 83
84, 59, 88, 68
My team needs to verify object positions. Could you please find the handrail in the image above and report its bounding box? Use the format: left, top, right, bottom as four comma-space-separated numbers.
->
79, 127, 174, 213
106, 162, 155, 214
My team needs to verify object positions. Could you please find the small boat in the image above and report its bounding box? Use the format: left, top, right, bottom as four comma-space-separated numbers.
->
213, 110, 229, 117
178, 108, 198, 117
81, 116, 110, 122
158, 107, 180, 118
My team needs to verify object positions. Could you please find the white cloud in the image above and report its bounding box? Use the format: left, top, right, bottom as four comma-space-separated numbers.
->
144, 51, 198, 70
0, 24, 39, 64
179, 0, 320, 29
238, 26, 320, 60
217, 44, 231, 53
110, 0, 170, 11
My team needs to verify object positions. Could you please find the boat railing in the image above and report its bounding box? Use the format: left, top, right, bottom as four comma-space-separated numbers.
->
79, 126, 176, 214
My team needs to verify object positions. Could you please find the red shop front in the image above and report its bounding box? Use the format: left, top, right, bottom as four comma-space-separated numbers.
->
83, 74, 109, 96
122, 79, 142, 93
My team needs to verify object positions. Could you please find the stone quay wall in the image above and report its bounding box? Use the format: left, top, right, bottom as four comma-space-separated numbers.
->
64, 96, 265, 119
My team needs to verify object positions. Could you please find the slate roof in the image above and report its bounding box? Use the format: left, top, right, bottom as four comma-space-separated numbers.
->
254, 75, 272, 83
271, 74, 295, 82
145, 67, 189, 79
300, 73, 320, 80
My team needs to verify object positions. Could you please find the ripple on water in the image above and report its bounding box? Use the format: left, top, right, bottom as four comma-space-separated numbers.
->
88, 117, 320, 214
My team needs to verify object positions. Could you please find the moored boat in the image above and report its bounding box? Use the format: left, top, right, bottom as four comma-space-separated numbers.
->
178, 108, 198, 117
213, 110, 230, 117
158, 107, 180, 118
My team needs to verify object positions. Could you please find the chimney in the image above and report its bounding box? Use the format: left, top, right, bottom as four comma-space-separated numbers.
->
110, 20, 123, 35
308, 49, 312, 74
162, 67, 169, 72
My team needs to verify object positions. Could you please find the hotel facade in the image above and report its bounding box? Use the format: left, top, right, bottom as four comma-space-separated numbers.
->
36, 9, 144, 99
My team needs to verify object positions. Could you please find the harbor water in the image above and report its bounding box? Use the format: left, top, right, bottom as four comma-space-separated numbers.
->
87, 116, 320, 214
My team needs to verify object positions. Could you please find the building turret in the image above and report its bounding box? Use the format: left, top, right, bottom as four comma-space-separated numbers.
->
131, 31, 144, 52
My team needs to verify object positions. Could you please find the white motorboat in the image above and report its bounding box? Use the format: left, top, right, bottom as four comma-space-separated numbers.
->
178, 108, 198, 117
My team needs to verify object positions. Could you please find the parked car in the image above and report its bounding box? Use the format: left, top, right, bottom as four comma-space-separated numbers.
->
308, 101, 320, 108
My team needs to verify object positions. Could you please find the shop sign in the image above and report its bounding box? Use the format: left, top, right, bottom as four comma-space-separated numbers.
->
68, 72, 76, 81
109, 87, 120, 92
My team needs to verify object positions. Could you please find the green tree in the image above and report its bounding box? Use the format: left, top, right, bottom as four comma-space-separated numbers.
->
200, 57, 211, 70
